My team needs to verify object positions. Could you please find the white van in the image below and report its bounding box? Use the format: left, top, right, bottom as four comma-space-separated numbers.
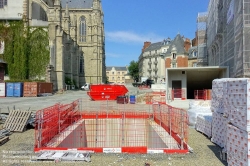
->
81, 83, 90, 90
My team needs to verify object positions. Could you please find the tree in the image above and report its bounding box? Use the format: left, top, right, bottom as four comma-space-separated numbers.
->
128, 60, 139, 82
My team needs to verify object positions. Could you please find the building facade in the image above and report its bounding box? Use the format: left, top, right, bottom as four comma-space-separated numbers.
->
206, 0, 250, 78
106, 67, 128, 84
0, 0, 105, 90
138, 38, 171, 83
164, 34, 191, 69
139, 35, 192, 83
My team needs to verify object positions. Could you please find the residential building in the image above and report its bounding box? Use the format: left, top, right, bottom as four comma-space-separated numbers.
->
139, 35, 192, 83
0, 0, 105, 89
164, 34, 191, 69
106, 67, 127, 84
138, 38, 171, 83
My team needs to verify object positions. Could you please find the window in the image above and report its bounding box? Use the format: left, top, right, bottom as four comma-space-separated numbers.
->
112, 77, 114, 80
193, 51, 197, 57
172, 63, 176, 68
79, 55, 84, 74
0, 0, 3, 8
106, 72, 109, 75
79, 16, 86, 42
193, 62, 197, 67
122, 77, 124, 79
112, 72, 114, 75
122, 72, 124, 74
118, 72, 120, 75
173, 53, 176, 59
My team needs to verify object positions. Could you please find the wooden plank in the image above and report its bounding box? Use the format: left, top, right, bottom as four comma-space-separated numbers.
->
3, 110, 31, 132
0, 136, 9, 146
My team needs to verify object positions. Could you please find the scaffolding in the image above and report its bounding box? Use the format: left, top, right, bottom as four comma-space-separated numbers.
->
197, 12, 208, 66
206, 0, 250, 77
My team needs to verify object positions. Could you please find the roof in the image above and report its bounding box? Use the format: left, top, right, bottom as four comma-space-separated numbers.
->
61, 0, 93, 9
165, 34, 186, 55
106, 67, 127, 71
144, 39, 171, 52
188, 46, 198, 59
144, 42, 163, 52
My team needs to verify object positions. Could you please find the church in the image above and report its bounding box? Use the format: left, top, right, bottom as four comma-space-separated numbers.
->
0, 0, 105, 90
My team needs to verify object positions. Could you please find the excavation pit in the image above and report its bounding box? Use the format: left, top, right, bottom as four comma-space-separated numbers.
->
34, 99, 189, 154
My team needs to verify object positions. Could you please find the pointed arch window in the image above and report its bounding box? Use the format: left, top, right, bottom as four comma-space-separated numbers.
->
79, 16, 86, 42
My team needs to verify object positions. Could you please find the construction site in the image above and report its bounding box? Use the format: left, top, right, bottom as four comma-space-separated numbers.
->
1, 0, 250, 165
0, 85, 228, 166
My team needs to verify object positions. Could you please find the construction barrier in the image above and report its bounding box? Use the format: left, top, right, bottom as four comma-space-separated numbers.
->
171, 89, 186, 100
34, 99, 189, 154
35, 99, 81, 149
194, 89, 211, 100
145, 93, 166, 104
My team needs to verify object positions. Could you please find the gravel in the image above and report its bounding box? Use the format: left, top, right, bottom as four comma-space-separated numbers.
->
0, 126, 227, 166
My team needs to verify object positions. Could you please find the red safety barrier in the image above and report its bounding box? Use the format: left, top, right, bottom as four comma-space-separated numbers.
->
152, 104, 189, 149
145, 93, 166, 104
35, 99, 81, 149
34, 99, 189, 154
194, 89, 211, 100
171, 89, 186, 100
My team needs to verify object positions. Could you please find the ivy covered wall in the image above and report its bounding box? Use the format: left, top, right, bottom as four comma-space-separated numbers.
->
0, 21, 49, 81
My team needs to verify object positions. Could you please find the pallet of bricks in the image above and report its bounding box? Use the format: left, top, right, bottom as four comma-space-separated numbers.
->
211, 78, 250, 166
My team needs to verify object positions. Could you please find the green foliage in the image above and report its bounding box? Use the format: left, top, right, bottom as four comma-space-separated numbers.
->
128, 60, 139, 82
28, 28, 49, 79
0, 21, 49, 81
65, 76, 73, 85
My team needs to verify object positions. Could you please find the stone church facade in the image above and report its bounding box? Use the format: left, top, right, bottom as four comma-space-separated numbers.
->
2, 0, 105, 90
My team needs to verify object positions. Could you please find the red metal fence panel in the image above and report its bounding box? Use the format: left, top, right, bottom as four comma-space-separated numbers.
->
194, 89, 212, 100
34, 99, 189, 154
171, 89, 186, 100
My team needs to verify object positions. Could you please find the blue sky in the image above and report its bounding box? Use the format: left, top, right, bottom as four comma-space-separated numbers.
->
102, 0, 209, 67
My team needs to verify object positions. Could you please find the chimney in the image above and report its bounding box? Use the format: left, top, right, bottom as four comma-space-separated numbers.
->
142, 41, 151, 52
184, 38, 191, 52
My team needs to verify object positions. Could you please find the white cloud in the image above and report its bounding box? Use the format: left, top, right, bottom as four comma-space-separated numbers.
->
106, 31, 163, 44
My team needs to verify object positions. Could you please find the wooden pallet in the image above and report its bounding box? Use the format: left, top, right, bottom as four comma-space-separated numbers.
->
0, 136, 9, 145
3, 110, 31, 132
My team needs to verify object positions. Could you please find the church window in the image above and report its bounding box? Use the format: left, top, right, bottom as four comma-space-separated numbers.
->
79, 16, 86, 42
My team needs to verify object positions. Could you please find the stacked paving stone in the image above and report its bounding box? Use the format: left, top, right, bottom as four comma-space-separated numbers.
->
195, 114, 213, 138
211, 78, 250, 166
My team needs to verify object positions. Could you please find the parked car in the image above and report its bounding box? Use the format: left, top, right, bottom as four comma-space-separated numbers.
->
81, 83, 90, 90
